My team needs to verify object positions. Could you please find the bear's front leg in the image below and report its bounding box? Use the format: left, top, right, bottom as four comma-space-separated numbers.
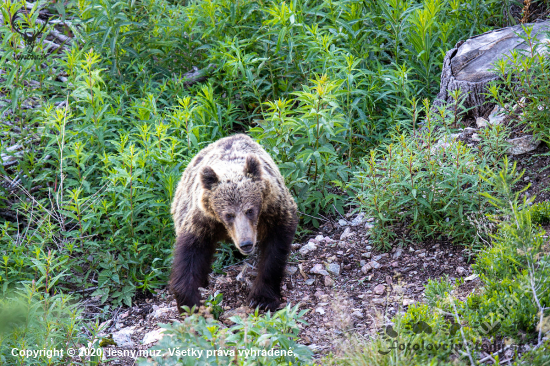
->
170, 232, 216, 314
249, 219, 296, 311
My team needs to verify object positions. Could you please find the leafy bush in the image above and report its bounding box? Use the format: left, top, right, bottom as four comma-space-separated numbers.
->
348, 103, 496, 249
0, 286, 93, 365
138, 304, 313, 366
530, 201, 550, 225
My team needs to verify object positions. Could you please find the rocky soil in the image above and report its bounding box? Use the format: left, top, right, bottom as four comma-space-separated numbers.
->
91, 211, 483, 365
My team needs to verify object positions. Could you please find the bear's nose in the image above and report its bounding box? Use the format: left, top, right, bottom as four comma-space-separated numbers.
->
240, 241, 254, 254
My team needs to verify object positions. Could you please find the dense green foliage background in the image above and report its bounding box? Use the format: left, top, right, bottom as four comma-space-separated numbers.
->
0, 0, 549, 364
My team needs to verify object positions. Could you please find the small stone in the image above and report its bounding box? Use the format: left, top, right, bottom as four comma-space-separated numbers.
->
371, 298, 385, 305
361, 263, 372, 274
374, 284, 386, 295
142, 328, 164, 345
340, 227, 355, 240
390, 261, 399, 267
508, 135, 540, 155
456, 266, 466, 276
409, 247, 414, 252
418, 252, 426, 258
488, 105, 506, 125
360, 260, 366, 267
315, 307, 326, 315
324, 276, 334, 286
403, 299, 415, 306
151, 307, 175, 319
310, 264, 330, 276
364, 222, 374, 230
366, 217, 375, 222
299, 243, 317, 255
365, 245, 372, 250
286, 266, 298, 275
351, 311, 363, 318
392, 248, 403, 259
338, 219, 349, 226
476, 117, 488, 128
362, 252, 372, 259
471, 133, 481, 142
305, 279, 315, 285
464, 274, 478, 281
112, 327, 136, 348
350, 212, 365, 226
327, 263, 341, 276
370, 261, 381, 269
315, 234, 325, 242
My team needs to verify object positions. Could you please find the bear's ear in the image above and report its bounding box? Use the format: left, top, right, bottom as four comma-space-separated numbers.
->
201, 166, 219, 190
244, 155, 262, 181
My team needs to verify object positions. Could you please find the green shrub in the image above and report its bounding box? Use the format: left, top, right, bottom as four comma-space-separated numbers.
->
348, 104, 496, 249
530, 201, 550, 225
138, 304, 313, 366
0, 286, 94, 365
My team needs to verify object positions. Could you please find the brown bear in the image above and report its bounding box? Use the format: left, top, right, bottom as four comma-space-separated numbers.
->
170, 134, 298, 313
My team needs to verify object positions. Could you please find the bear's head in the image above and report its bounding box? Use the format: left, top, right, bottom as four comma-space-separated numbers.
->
200, 155, 266, 255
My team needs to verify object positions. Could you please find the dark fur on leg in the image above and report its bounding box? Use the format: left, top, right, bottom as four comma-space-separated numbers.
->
249, 215, 297, 311
170, 232, 217, 314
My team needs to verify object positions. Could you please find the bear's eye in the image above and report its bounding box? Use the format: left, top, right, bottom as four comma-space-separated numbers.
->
245, 209, 254, 217
225, 213, 235, 221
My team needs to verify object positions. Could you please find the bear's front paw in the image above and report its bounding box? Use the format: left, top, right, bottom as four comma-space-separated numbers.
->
248, 294, 281, 312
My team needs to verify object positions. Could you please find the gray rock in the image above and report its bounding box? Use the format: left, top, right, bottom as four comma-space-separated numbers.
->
362, 252, 372, 259
286, 265, 298, 275
305, 278, 315, 285
113, 327, 136, 348
324, 276, 334, 286
476, 117, 488, 128
456, 266, 466, 276
373, 284, 386, 295
142, 328, 164, 345
340, 227, 355, 240
310, 263, 330, 276
338, 219, 349, 226
370, 261, 381, 269
327, 263, 341, 276
299, 243, 317, 255
487, 105, 506, 125
315, 234, 325, 242
360, 260, 366, 267
507, 135, 540, 155
351, 310, 363, 318
350, 212, 365, 226
393, 248, 403, 259
361, 263, 372, 274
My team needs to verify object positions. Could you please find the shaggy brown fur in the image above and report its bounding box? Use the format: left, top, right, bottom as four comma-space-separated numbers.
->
170, 134, 298, 313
